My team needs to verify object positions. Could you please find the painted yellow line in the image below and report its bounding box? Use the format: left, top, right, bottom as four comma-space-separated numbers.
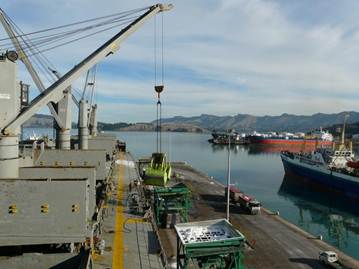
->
112, 152, 125, 269
126, 218, 147, 224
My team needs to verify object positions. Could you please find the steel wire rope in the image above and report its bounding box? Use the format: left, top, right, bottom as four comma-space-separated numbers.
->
1, 15, 140, 55
89, 65, 98, 106
0, 7, 146, 85
161, 12, 164, 87
0, 7, 149, 42
85, 68, 92, 103
72, 87, 83, 100
23, 18, 140, 58
16, 24, 58, 76
4, 12, 57, 83
0, 13, 142, 88
12, 15, 140, 52
8, 30, 54, 85
160, 12, 164, 153
154, 15, 159, 153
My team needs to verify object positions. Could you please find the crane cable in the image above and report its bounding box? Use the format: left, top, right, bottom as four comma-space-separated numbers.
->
154, 12, 165, 153
0, 8, 144, 99
0, 7, 149, 43
0, 7, 147, 82
2, 11, 57, 84
1, 15, 141, 57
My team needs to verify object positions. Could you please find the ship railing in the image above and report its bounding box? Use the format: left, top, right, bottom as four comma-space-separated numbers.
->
299, 157, 322, 166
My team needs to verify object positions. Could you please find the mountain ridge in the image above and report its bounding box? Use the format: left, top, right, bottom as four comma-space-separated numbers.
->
24, 111, 359, 133
154, 111, 359, 132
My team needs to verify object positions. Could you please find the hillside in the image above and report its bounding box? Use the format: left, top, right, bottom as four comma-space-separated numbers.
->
23, 114, 54, 128
326, 121, 359, 138
23, 111, 359, 133
158, 111, 359, 132
98, 122, 206, 133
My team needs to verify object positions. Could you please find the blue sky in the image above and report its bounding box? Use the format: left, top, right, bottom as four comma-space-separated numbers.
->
2, 0, 359, 122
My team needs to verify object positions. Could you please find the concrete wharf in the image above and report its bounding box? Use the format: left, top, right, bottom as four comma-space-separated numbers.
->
169, 163, 359, 269
94, 153, 359, 269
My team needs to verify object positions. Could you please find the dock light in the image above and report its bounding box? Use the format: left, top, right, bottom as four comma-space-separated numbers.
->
226, 129, 235, 221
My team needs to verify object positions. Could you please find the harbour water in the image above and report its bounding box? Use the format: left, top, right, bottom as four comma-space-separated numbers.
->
25, 129, 359, 260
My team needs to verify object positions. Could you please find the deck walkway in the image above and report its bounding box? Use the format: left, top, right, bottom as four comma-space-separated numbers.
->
93, 152, 162, 269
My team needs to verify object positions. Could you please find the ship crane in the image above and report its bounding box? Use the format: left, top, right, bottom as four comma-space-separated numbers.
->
0, 8, 74, 150
50, 66, 98, 149
79, 66, 99, 149
0, 3, 173, 178
0, 8, 65, 130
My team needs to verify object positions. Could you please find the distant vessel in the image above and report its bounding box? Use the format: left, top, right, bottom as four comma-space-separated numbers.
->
280, 148, 359, 199
280, 118, 359, 199
247, 144, 321, 155
208, 131, 247, 145
29, 131, 41, 141
248, 129, 333, 146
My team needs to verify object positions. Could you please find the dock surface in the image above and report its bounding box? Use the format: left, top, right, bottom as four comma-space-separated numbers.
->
94, 152, 162, 269
94, 154, 359, 269
168, 163, 359, 269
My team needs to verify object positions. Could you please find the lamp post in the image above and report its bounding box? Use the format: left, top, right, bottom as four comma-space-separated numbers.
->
226, 129, 233, 221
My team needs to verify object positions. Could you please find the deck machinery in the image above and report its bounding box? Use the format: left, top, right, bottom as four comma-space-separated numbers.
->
175, 219, 246, 269
0, 4, 173, 268
153, 182, 190, 227
144, 152, 172, 186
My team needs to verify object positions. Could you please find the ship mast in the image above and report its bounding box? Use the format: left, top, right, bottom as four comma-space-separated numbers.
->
339, 114, 349, 151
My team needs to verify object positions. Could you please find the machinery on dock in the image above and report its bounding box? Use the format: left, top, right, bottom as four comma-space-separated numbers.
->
153, 183, 190, 227
143, 60, 172, 186
226, 186, 261, 215
175, 219, 246, 269
144, 152, 172, 186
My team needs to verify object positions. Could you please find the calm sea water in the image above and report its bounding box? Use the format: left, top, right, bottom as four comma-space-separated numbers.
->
23, 129, 359, 260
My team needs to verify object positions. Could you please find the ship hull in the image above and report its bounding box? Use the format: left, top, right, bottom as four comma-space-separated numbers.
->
281, 154, 359, 200
249, 136, 332, 146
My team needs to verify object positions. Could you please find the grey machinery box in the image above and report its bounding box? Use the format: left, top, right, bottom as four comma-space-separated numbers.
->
0, 176, 91, 246
71, 134, 117, 157
20, 166, 97, 218
35, 149, 107, 181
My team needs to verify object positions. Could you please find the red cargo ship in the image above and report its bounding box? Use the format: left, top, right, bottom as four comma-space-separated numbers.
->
248, 130, 333, 147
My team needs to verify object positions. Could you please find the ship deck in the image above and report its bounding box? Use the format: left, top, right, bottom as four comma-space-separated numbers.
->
93, 152, 163, 269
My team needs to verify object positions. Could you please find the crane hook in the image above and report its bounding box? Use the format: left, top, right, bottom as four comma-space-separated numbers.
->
155, 85, 164, 99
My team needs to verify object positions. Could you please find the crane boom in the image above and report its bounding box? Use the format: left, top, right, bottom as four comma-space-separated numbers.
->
2, 3, 173, 135
0, 8, 64, 129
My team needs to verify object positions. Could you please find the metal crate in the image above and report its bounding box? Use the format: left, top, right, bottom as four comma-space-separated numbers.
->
175, 219, 246, 269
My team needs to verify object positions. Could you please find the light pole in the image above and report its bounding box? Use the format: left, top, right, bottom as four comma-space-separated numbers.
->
226, 129, 233, 221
